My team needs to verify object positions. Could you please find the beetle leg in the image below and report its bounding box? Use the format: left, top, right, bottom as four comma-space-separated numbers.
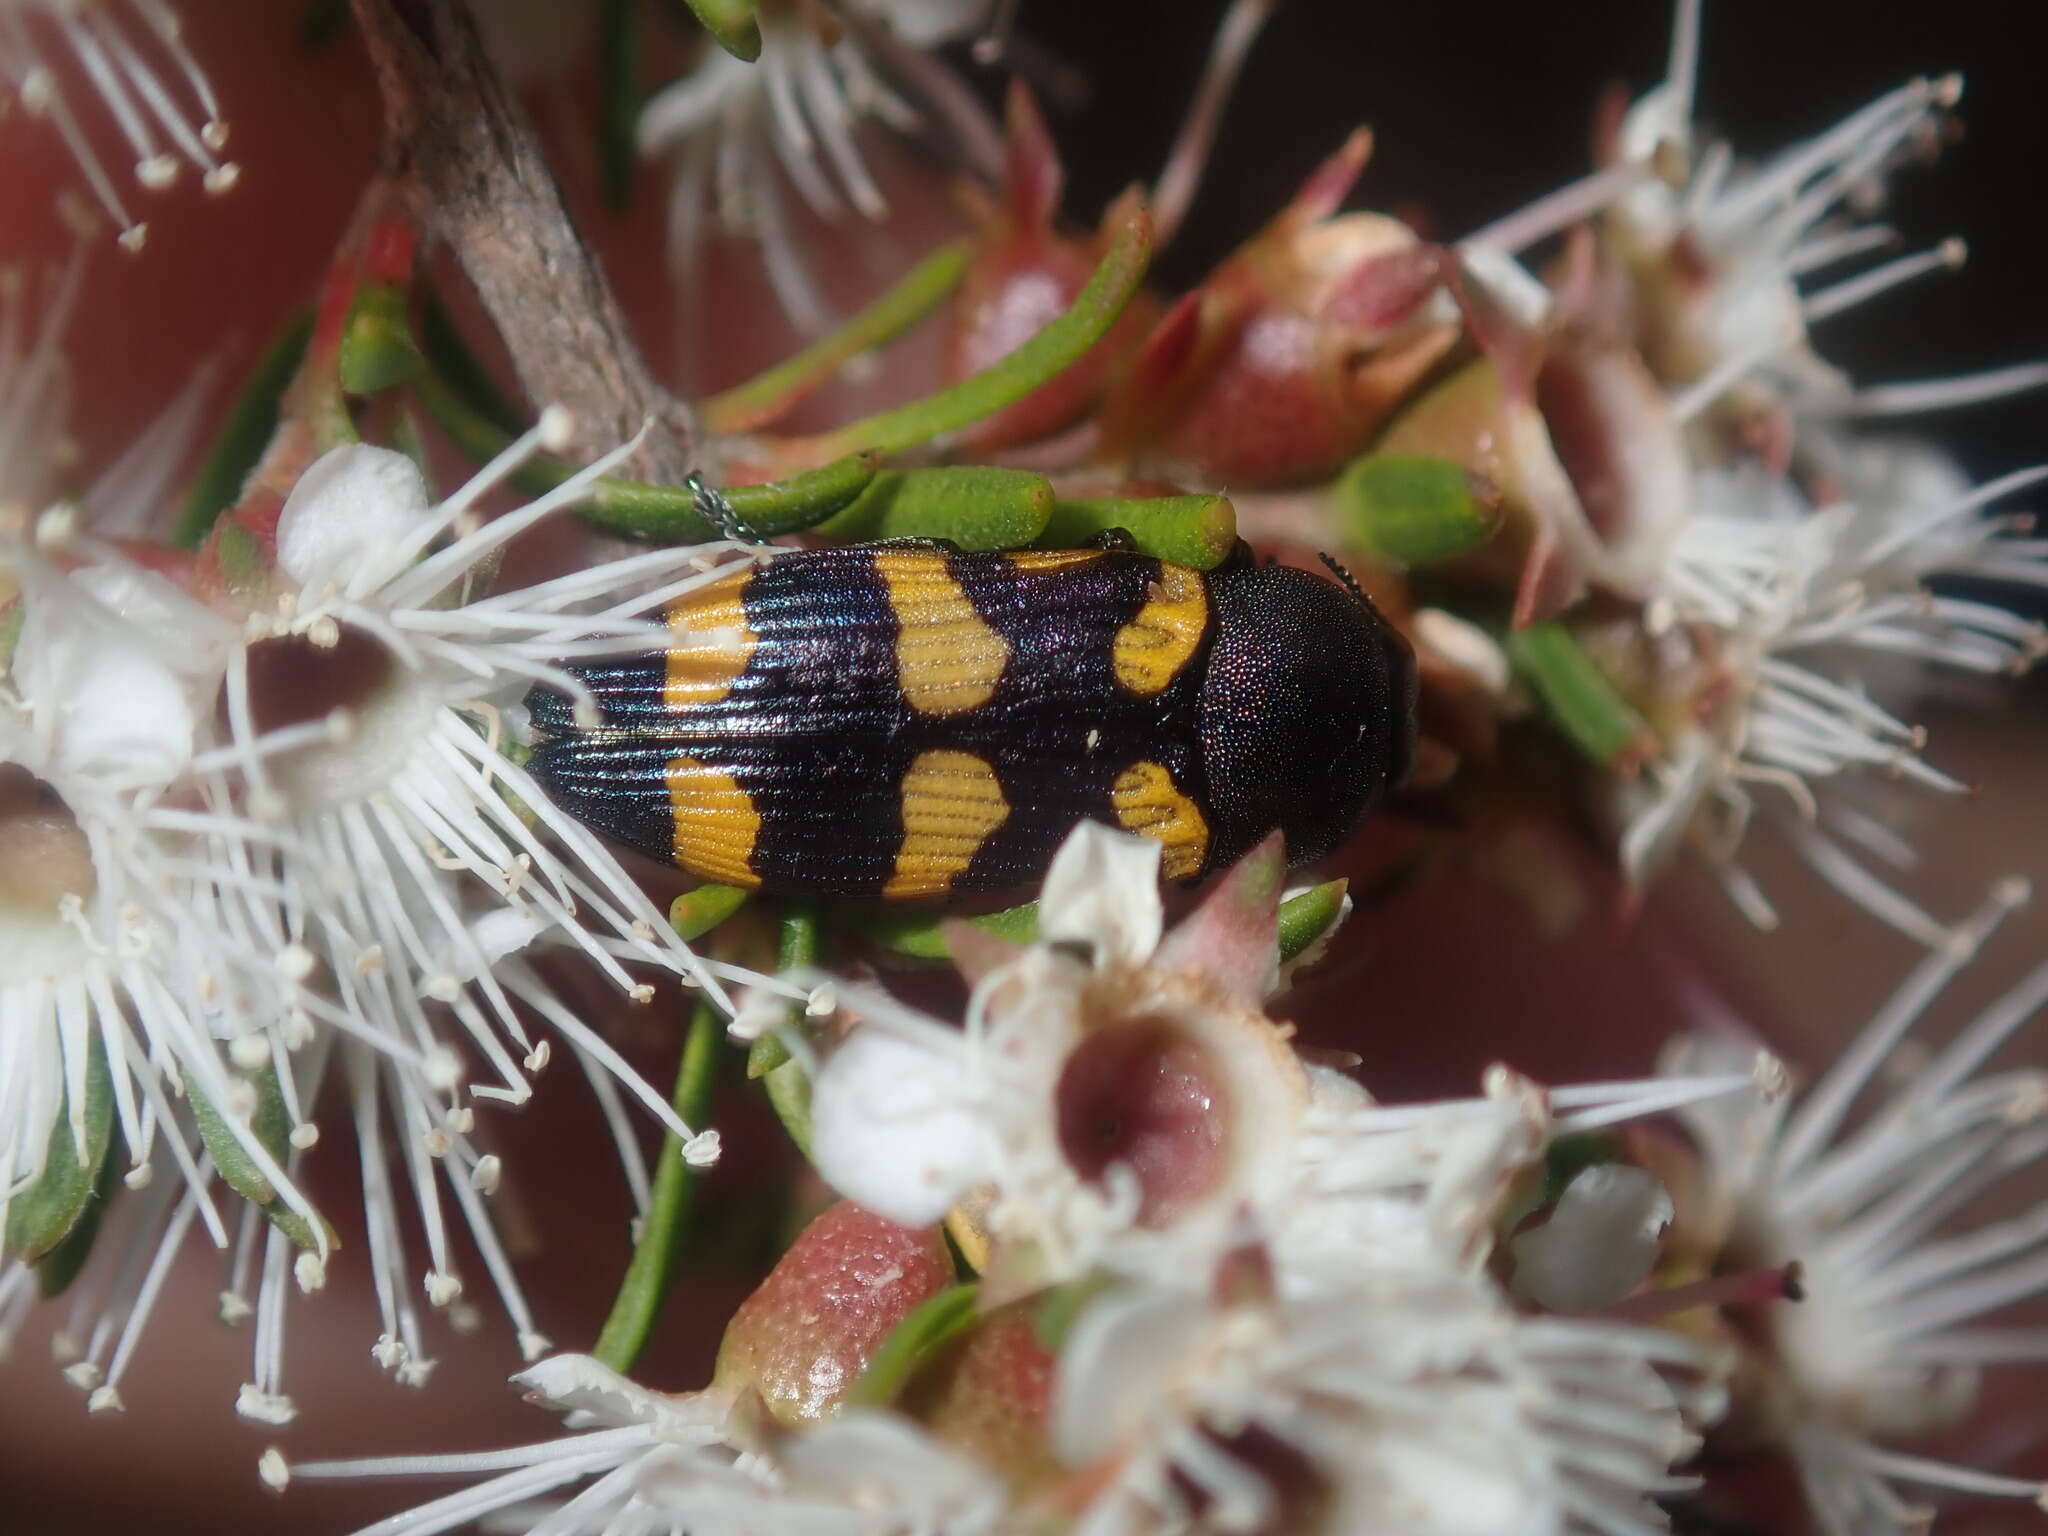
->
688, 472, 752, 540
1079, 525, 1138, 553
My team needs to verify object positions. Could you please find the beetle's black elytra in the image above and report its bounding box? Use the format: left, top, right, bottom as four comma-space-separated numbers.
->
525, 542, 1416, 900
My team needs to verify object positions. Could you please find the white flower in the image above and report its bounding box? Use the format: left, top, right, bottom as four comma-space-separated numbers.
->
289, 1352, 1007, 1535
813, 824, 1770, 1301
1662, 875, 2048, 1532
1279, 1057, 1774, 1299
1586, 0, 2048, 429
811, 824, 1309, 1294
0, 0, 238, 251
215, 433, 769, 1104
641, 0, 993, 332
1054, 1261, 1726, 1536
1622, 452, 2048, 943
0, 554, 303, 1239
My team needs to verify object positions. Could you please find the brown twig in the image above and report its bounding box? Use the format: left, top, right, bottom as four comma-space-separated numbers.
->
349, 0, 697, 480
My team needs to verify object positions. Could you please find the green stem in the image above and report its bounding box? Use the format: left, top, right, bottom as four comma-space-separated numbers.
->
794, 207, 1154, 463
172, 310, 313, 548
748, 903, 820, 1079
702, 241, 971, 434
591, 999, 724, 1373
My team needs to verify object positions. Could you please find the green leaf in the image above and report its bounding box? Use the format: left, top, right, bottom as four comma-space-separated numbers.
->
591, 1000, 724, 1373
844, 1283, 980, 1408
799, 206, 1154, 462
188, 1070, 331, 1252
762, 1057, 814, 1160
1335, 454, 1502, 567
1040, 494, 1238, 569
420, 287, 527, 436
702, 241, 971, 434
611, 453, 880, 541
597, 0, 644, 212
812, 467, 1055, 552
36, 1128, 123, 1298
669, 884, 750, 942
1506, 622, 1656, 768
6, 1031, 115, 1263
679, 0, 761, 60
852, 900, 1042, 962
338, 284, 426, 396
210, 519, 270, 602
172, 309, 312, 549
1277, 878, 1350, 962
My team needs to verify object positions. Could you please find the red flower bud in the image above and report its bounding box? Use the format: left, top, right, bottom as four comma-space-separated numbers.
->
713, 1200, 955, 1427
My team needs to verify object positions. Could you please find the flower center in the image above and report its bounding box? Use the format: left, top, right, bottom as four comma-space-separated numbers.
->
242, 624, 398, 734
0, 764, 96, 980
1055, 1015, 1230, 1225
235, 625, 438, 809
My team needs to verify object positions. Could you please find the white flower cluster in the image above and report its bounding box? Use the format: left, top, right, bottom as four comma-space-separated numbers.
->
1439, 0, 2048, 946
0, 395, 785, 1417
310, 825, 2048, 1534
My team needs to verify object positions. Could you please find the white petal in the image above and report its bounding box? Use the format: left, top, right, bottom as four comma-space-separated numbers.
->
1039, 822, 1163, 968
1509, 1164, 1674, 1312
810, 1031, 994, 1225
274, 445, 433, 586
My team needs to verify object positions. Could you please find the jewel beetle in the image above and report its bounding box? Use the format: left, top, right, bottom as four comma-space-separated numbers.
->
525, 540, 1415, 899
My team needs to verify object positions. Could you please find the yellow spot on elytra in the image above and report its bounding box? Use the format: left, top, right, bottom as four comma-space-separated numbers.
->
664, 569, 757, 711
666, 756, 762, 887
1003, 549, 1103, 572
874, 550, 1009, 716
1112, 760, 1209, 880
1112, 563, 1207, 697
883, 750, 1011, 899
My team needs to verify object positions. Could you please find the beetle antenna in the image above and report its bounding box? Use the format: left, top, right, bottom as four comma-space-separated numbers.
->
1318, 551, 1370, 608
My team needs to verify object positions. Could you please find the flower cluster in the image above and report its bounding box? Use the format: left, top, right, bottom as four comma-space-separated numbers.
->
0, 373, 781, 1416
305, 825, 2048, 1534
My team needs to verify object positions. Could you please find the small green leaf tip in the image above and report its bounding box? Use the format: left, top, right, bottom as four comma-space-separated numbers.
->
684, 0, 762, 60
338, 284, 426, 397
1277, 879, 1350, 962
814, 467, 1056, 551
669, 884, 750, 941
1335, 454, 1502, 567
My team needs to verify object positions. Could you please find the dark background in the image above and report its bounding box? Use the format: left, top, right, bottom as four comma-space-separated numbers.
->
1018, 0, 2047, 479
